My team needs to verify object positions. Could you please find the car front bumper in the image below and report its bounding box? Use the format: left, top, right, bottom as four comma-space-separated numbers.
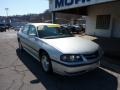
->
51, 60, 100, 76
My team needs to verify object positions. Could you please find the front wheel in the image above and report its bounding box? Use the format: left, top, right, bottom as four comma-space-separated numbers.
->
40, 52, 52, 73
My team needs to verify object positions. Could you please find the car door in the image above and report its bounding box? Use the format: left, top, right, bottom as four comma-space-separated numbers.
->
20, 25, 30, 49
27, 25, 40, 59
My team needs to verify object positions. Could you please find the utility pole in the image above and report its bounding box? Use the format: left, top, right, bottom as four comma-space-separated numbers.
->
5, 8, 9, 24
5, 8, 9, 17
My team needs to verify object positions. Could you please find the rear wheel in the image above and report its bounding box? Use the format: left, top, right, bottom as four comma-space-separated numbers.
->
40, 52, 52, 73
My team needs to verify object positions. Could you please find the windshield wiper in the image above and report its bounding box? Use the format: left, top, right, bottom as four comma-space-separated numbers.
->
43, 35, 73, 39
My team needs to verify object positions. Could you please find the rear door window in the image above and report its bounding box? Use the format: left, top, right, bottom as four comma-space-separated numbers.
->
22, 25, 29, 34
28, 25, 37, 36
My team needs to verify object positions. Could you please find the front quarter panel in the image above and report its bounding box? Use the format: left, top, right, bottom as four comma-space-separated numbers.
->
38, 38, 62, 61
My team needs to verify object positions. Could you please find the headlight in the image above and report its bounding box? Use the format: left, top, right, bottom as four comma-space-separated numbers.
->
60, 54, 83, 62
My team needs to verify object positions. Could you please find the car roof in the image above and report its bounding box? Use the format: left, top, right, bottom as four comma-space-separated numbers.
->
27, 23, 60, 27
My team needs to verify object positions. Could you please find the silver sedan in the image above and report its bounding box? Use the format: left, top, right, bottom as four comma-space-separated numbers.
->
17, 23, 103, 75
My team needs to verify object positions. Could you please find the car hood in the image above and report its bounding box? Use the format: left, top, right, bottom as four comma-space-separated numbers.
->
41, 37, 99, 54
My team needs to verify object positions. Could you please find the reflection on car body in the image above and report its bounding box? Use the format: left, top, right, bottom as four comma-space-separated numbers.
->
17, 23, 103, 76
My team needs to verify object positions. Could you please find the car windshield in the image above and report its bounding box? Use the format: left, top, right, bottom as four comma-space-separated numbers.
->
38, 26, 73, 39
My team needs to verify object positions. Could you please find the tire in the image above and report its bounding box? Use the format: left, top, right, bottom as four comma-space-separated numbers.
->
40, 52, 53, 73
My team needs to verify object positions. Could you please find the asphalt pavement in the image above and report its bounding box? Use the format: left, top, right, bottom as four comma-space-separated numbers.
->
0, 30, 120, 90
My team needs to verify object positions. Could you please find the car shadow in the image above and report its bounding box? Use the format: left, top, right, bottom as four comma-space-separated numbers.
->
16, 49, 118, 90
93, 37, 120, 59
93, 37, 120, 73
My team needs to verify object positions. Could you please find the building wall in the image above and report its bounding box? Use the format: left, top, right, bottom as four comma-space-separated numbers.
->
50, 0, 115, 11
86, 1, 120, 38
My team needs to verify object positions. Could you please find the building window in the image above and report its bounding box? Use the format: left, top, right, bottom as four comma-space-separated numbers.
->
96, 15, 111, 29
